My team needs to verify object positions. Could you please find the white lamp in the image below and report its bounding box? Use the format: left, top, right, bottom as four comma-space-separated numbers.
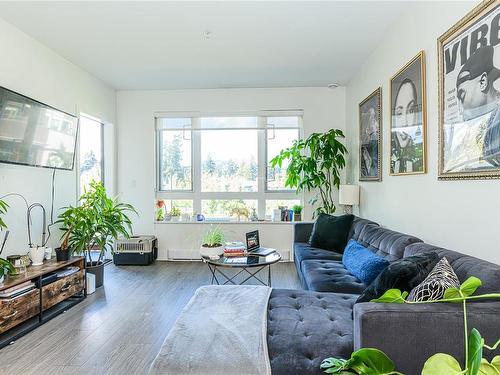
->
339, 185, 359, 214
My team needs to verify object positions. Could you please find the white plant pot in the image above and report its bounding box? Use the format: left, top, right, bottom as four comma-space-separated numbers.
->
200, 245, 224, 258
171, 216, 180, 222
29, 246, 46, 266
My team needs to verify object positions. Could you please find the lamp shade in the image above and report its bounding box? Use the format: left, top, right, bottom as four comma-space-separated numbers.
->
339, 185, 359, 206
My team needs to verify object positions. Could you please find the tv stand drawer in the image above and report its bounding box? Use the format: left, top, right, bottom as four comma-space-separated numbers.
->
0, 289, 40, 334
42, 270, 84, 311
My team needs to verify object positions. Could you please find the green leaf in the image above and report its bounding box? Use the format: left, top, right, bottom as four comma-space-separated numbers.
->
469, 329, 484, 375
351, 348, 395, 374
460, 277, 482, 297
443, 287, 462, 301
478, 358, 500, 375
421, 353, 464, 375
370, 289, 407, 304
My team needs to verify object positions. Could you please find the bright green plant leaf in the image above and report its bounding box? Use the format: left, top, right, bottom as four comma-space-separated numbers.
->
460, 277, 482, 297
443, 287, 462, 301
492, 356, 500, 368
371, 289, 407, 304
421, 353, 465, 375
468, 329, 484, 375
478, 358, 500, 375
351, 348, 396, 374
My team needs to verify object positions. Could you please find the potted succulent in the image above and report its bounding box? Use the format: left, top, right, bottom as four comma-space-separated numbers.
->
200, 226, 225, 258
170, 206, 181, 222
292, 205, 303, 221
56, 181, 137, 288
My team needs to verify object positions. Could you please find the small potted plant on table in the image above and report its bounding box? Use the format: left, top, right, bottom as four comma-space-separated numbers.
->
0, 200, 15, 283
292, 205, 303, 221
57, 181, 137, 288
200, 226, 225, 259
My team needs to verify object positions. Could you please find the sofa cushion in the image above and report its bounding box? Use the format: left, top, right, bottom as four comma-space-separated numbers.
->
268, 289, 356, 375
404, 243, 500, 295
294, 242, 343, 269
301, 259, 366, 294
349, 223, 422, 261
309, 213, 354, 252
356, 251, 439, 303
343, 240, 389, 284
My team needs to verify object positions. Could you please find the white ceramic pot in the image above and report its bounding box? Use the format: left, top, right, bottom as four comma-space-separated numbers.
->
171, 216, 180, 222
200, 245, 224, 258
29, 246, 46, 266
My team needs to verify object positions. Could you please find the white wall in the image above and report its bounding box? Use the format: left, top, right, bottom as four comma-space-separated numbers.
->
0, 18, 116, 256
345, 1, 500, 264
117, 87, 346, 259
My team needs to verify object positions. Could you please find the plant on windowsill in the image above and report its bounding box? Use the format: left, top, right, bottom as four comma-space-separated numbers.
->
0, 199, 8, 230
170, 206, 181, 222
292, 205, 303, 221
320, 277, 500, 375
200, 226, 225, 259
56, 181, 137, 287
270, 129, 348, 218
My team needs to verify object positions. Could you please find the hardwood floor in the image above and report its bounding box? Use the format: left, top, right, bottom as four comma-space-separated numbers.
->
0, 261, 301, 375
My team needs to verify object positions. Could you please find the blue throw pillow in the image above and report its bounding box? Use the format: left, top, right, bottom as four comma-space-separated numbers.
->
342, 240, 389, 284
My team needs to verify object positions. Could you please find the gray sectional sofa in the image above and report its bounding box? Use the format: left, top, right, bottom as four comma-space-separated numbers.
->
267, 216, 500, 375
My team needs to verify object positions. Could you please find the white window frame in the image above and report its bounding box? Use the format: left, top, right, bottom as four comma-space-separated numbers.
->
155, 111, 303, 220
77, 113, 105, 197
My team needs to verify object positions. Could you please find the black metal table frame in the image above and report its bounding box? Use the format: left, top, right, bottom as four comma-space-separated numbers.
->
206, 262, 274, 286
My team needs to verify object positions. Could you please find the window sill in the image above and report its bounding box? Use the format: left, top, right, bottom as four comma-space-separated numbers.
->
154, 220, 312, 225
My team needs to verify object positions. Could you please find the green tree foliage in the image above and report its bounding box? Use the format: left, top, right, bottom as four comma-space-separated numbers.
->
163, 134, 186, 189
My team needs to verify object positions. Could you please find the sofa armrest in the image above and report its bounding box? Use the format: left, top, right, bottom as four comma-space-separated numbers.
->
294, 222, 314, 243
353, 302, 500, 375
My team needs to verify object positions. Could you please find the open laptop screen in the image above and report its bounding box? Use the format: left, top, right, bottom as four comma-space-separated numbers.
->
246, 230, 260, 252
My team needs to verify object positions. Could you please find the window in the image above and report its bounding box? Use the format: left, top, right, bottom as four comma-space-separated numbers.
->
156, 113, 302, 221
78, 115, 104, 194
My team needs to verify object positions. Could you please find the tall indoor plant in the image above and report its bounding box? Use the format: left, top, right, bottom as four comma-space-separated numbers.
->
270, 129, 348, 218
57, 181, 137, 287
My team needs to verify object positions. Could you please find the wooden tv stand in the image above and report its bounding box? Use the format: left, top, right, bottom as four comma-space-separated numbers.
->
0, 257, 86, 349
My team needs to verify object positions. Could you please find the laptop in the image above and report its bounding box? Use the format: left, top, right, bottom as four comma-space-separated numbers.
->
245, 230, 276, 256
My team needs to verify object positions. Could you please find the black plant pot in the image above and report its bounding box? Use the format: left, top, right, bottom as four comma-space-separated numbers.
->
86, 261, 104, 288
55, 247, 70, 262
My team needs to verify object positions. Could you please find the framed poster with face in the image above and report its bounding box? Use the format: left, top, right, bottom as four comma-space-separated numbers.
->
390, 51, 427, 175
359, 87, 382, 181
438, 0, 500, 180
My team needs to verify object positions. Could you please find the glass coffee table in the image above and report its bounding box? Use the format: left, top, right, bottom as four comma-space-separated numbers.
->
202, 252, 281, 287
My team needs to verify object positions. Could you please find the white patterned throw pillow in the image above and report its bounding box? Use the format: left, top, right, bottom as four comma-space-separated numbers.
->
407, 257, 460, 302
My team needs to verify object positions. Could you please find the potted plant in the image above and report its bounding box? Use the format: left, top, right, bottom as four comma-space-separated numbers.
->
57, 181, 137, 288
55, 229, 72, 262
170, 206, 181, 222
155, 199, 166, 221
292, 205, 303, 221
200, 226, 225, 258
0, 258, 15, 284
0, 198, 8, 230
271, 129, 348, 218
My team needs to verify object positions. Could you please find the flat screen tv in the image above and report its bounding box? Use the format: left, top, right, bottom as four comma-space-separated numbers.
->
0, 86, 78, 170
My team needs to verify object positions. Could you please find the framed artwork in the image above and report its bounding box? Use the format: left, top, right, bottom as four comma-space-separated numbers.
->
438, 0, 500, 180
359, 87, 382, 181
390, 51, 427, 175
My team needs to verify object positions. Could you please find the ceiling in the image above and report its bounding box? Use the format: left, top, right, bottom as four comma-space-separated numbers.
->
0, 1, 410, 90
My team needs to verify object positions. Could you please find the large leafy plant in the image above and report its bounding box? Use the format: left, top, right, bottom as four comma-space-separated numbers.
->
321, 277, 500, 375
57, 181, 137, 265
0, 199, 8, 230
270, 129, 348, 218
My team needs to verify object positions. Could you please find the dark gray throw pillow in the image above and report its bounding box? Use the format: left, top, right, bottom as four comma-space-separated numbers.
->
308, 214, 354, 253
356, 252, 439, 303
407, 257, 460, 302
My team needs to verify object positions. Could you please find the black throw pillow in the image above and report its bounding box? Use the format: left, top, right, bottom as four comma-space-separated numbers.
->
308, 213, 354, 253
356, 252, 439, 303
